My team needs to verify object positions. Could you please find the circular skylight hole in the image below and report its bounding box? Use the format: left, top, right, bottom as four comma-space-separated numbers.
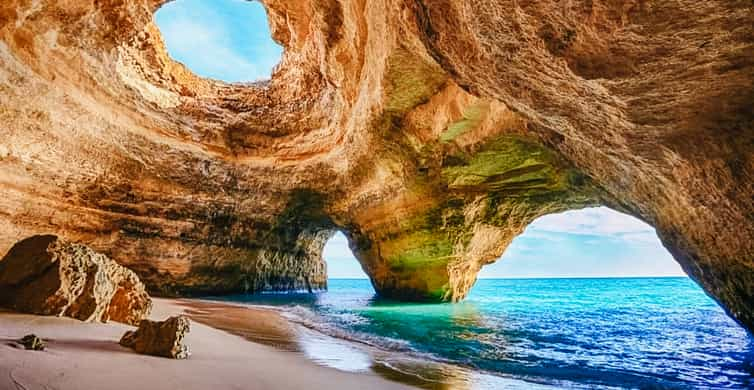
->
154, 0, 283, 83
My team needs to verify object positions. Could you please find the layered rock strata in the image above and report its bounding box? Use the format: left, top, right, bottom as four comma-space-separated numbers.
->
0, 1, 751, 332
0, 235, 152, 325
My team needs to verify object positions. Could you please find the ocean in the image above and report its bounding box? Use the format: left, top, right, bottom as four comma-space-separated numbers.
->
214, 278, 754, 389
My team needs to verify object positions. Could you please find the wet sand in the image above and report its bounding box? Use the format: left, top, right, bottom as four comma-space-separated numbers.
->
175, 299, 542, 390
174, 300, 459, 389
0, 298, 413, 390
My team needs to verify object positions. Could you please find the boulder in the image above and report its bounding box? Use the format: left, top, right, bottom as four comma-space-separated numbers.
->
120, 316, 190, 359
0, 235, 152, 325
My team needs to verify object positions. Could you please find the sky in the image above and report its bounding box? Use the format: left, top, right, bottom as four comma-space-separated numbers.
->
155, 2, 685, 280
154, 0, 282, 82
324, 207, 685, 279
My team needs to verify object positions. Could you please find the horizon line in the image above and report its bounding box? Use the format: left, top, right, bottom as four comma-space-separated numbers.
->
327, 275, 689, 280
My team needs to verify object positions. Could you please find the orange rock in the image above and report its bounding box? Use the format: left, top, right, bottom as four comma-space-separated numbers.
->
120, 316, 191, 359
0, 235, 152, 325
0, 1, 750, 333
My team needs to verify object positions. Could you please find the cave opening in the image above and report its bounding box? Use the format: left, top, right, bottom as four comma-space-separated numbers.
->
154, 0, 283, 83
323, 231, 370, 281
456, 207, 753, 386
467, 205, 753, 332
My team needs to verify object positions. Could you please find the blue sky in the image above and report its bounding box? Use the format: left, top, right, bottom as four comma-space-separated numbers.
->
155, 0, 282, 82
324, 207, 685, 279
155, 3, 684, 279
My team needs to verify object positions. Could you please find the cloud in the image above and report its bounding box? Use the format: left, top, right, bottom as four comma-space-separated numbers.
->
518, 230, 568, 242
526, 207, 660, 245
155, 0, 281, 82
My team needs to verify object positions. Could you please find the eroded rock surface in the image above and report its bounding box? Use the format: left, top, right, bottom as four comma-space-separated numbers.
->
120, 315, 190, 359
0, 235, 152, 325
0, 1, 751, 331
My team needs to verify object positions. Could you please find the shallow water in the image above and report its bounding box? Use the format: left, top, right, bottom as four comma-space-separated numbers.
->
214, 278, 754, 389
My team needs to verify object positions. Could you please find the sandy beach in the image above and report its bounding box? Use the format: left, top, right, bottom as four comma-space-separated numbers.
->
0, 298, 413, 390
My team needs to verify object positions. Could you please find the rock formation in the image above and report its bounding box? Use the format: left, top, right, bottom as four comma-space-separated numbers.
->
17, 334, 46, 351
120, 316, 191, 359
0, 1, 751, 332
0, 235, 152, 325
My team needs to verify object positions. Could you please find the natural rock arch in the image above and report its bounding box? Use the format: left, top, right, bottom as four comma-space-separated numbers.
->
0, 0, 751, 334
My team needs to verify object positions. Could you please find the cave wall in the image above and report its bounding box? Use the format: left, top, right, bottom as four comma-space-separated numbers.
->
0, 1, 751, 331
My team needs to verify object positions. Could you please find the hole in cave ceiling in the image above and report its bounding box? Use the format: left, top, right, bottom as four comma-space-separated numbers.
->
154, 0, 283, 83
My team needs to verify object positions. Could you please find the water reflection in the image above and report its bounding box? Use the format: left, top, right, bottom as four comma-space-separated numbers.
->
296, 327, 373, 372
209, 278, 754, 389
205, 291, 530, 389
207, 289, 578, 389
296, 323, 550, 390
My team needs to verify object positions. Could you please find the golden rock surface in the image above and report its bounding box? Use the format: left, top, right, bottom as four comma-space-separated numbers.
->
0, 1, 751, 331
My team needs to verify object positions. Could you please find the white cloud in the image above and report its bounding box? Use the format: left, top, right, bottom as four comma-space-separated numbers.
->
527, 207, 660, 244
519, 230, 568, 242
155, 0, 279, 82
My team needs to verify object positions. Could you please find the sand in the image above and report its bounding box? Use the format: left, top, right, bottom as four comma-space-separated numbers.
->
0, 298, 413, 390
177, 299, 300, 351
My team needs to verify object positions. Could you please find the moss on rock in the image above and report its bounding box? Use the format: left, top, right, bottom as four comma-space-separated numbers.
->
359, 133, 600, 302
441, 136, 573, 194
384, 47, 448, 115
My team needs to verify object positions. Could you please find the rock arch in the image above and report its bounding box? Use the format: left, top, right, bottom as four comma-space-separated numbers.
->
0, 0, 751, 333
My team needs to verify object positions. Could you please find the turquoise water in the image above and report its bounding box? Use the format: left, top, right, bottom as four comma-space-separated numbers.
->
217, 278, 754, 389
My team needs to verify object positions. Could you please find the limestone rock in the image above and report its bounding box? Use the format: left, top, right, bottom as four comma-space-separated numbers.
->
0, 235, 152, 325
0, 1, 750, 333
120, 316, 191, 359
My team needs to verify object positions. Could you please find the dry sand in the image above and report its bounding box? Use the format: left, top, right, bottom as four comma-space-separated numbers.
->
0, 298, 413, 390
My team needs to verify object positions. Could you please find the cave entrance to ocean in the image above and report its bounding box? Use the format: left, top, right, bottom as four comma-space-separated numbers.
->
323, 232, 370, 281
154, 0, 283, 83
434, 207, 752, 389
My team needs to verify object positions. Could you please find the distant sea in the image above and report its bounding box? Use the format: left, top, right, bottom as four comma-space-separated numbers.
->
214, 278, 754, 389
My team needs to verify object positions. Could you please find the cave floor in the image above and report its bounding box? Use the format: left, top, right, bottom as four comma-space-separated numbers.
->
0, 299, 411, 390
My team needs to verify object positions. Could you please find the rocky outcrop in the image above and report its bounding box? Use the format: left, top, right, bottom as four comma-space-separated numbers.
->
0, 235, 152, 325
120, 316, 190, 359
0, 1, 751, 332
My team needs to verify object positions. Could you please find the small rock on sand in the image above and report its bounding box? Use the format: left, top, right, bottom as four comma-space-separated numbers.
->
120, 316, 191, 359
18, 334, 46, 351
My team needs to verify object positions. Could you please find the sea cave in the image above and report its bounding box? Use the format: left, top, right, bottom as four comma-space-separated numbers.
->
0, 0, 752, 388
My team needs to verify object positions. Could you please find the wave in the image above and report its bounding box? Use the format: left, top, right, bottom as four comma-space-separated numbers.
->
269, 304, 564, 389
278, 304, 417, 353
